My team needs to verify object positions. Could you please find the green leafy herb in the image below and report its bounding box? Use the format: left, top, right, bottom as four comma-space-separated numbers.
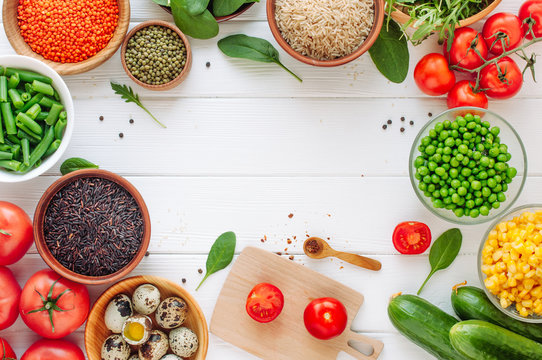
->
185, 0, 210, 16
218, 34, 302, 82
171, 0, 219, 39
212, 0, 258, 17
418, 228, 462, 295
369, 18, 409, 83
196, 231, 236, 291
60, 157, 99, 175
110, 82, 166, 128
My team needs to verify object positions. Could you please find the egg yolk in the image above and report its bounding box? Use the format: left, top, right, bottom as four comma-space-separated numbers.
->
124, 322, 145, 341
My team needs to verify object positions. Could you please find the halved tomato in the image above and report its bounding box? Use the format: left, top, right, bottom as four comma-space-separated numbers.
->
246, 283, 284, 323
392, 222, 432, 254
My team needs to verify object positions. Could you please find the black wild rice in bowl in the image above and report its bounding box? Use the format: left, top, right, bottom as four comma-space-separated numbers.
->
43, 177, 144, 277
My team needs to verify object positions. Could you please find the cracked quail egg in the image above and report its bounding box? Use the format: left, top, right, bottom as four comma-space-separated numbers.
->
101, 334, 131, 360
105, 294, 133, 333
122, 314, 153, 346
139, 330, 169, 360
133, 283, 161, 315
169, 327, 199, 358
155, 297, 188, 329
160, 356, 182, 360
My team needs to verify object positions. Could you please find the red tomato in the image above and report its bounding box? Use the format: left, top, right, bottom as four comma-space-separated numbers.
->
246, 283, 284, 323
480, 57, 523, 99
483, 12, 524, 55
443, 27, 488, 71
447, 80, 489, 109
392, 222, 432, 255
0, 338, 16, 360
19, 269, 90, 339
0, 202, 33, 266
21, 339, 84, 360
304, 297, 347, 340
0, 266, 21, 331
519, 0, 542, 39
414, 53, 456, 96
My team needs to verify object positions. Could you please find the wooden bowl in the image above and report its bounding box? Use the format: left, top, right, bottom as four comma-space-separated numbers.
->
33, 169, 151, 285
121, 20, 192, 91
159, 2, 255, 23
2, 0, 130, 75
266, 0, 385, 67
85, 275, 209, 360
391, 0, 502, 28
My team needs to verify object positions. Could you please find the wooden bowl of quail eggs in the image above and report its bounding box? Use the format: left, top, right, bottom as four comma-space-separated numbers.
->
85, 275, 209, 360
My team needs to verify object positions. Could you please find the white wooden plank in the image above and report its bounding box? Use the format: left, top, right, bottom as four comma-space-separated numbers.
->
2, 252, 477, 358
3, 176, 542, 256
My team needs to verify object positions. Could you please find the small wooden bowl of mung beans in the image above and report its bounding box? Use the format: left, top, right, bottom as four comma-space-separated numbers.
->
121, 20, 192, 91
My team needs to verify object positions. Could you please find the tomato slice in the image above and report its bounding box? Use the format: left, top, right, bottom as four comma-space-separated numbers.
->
393, 222, 432, 254
246, 283, 284, 323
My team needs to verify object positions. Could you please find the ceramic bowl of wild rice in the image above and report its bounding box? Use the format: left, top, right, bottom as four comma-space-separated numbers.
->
33, 169, 151, 285
267, 0, 385, 67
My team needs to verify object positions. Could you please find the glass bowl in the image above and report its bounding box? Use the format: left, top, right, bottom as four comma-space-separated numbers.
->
409, 107, 527, 225
478, 204, 542, 323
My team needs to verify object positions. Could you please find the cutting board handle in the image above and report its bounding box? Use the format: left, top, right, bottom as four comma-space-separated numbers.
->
343, 331, 384, 360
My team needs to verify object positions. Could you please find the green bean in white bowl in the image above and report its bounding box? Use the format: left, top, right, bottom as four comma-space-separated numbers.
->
0, 55, 74, 182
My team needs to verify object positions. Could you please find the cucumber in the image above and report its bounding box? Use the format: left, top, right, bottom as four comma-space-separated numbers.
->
451, 286, 542, 343
388, 294, 469, 360
450, 320, 542, 360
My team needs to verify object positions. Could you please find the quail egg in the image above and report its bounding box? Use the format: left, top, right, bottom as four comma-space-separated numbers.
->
169, 327, 199, 358
105, 294, 133, 333
139, 330, 169, 360
155, 297, 188, 329
101, 334, 131, 360
122, 314, 153, 346
160, 356, 182, 360
133, 284, 161, 315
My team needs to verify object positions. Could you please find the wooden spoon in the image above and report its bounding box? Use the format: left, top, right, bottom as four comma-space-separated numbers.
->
303, 237, 382, 271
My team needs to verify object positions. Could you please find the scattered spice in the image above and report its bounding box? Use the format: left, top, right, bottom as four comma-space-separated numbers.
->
119, 133, 124, 138
145, 251, 150, 257
287, 239, 292, 244
289, 256, 294, 261
206, 62, 211, 68
428, 112, 433, 117
400, 116, 405, 121
125, 25, 187, 85
276, 252, 282, 256
410, 120, 414, 125
99, 116, 104, 121
288, 213, 294, 218
382, 124, 387, 130
260, 238, 265, 243
129, 119, 134, 124
400, 127, 405, 133
182, 278, 186, 284
387, 119, 392, 124
43, 177, 144, 277
18, 0, 119, 63
198, 268, 203, 274
305, 239, 320, 254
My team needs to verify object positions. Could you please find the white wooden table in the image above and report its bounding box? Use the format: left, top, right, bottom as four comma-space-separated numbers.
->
1, 0, 541, 358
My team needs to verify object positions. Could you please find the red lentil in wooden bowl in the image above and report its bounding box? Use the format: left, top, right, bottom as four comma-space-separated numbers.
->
33, 169, 151, 285
2, 0, 130, 75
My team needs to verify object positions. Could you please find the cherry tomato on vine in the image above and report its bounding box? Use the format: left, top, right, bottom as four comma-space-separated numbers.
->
0, 266, 21, 331
392, 222, 432, 255
19, 269, 90, 339
246, 283, 284, 323
447, 80, 489, 109
304, 297, 347, 340
483, 13, 524, 55
443, 27, 488, 71
21, 339, 84, 360
480, 57, 523, 99
414, 53, 456, 96
0, 338, 16, 360
0, 201, 33, 266
519, 0, 542, 39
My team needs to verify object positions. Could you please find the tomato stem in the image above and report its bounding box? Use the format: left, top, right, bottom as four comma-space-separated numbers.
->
25, 278, 72, 333
1, 340, 15, 360
0, 229, 11, 236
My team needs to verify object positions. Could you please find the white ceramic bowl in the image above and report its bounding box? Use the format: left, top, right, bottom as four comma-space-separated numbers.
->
0, 55, 74, 182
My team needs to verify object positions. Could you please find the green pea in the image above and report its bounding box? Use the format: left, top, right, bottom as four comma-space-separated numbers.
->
497, 154, 508, 162
435, 122, 444, 132
454, 208, 464, 217
507, 167, 517, 178
442, 155, 451, 163
489, 147, 500, 158
414, 156, 425, 167
433, 199, 444, 208
444, 137, 455, 147
431, 174, 440, 183
426, 145, 436, 155
429, 129, 437, 138
488, 194, 497, 203
450, 168, 459, 178
435, 167, 446, 176
471, 180, 482, 190
450, 158, 460, 168
428, 184, 436, 193
466, 200, 475, 209
482, 121, 490, 128
480, 206, 490, 216
457, 117, 467, 127
421, 136, 431, 146
487, 169, 496, 177
495, 162, 507, 172
415, 173, 422, 180
428, 162, 438, 171
440, 130, 449, 140
470, 209, 480, 218
497, 192, 506, 202
467, 121, 476, 130
463, 132, 472, 140
451, 122, 459, 130
494, 184, 502, 193
461, 168, 471, 177
482, 187, 491, 198
491, 127, 500, 136
503, 183, 508, 192
443, 147, 452, 155
452, 193, 460, 203
475, 198, 483, 206
487, 178, 497, 188
473, 151, 482, 160
499, 144, 508, 153
418, 182, 427, 191
464, 113, 474, 122
433, 190, 441, 198
480, 127, 488, 136
451, 179, 461, 189
458, 187, 467, 196
492, 202, 501, 209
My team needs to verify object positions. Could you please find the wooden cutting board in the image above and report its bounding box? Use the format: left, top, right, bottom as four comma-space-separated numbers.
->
211, 247, 383, 360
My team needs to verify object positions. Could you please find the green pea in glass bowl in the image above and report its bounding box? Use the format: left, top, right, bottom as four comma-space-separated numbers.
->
409, 107, 527, 225
478, 204, 542, 323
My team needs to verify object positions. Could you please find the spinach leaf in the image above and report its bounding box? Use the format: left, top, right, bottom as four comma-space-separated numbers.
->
152, 0, 170, 6
60, 157, 99, 175
171, 0, 219, 39
185, 0, 210, 16
212, 0, 258, 17
369, 18, 409, 83
196, 231, 236, 290
418, 228, 462, 295
218, 34, 302, 82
